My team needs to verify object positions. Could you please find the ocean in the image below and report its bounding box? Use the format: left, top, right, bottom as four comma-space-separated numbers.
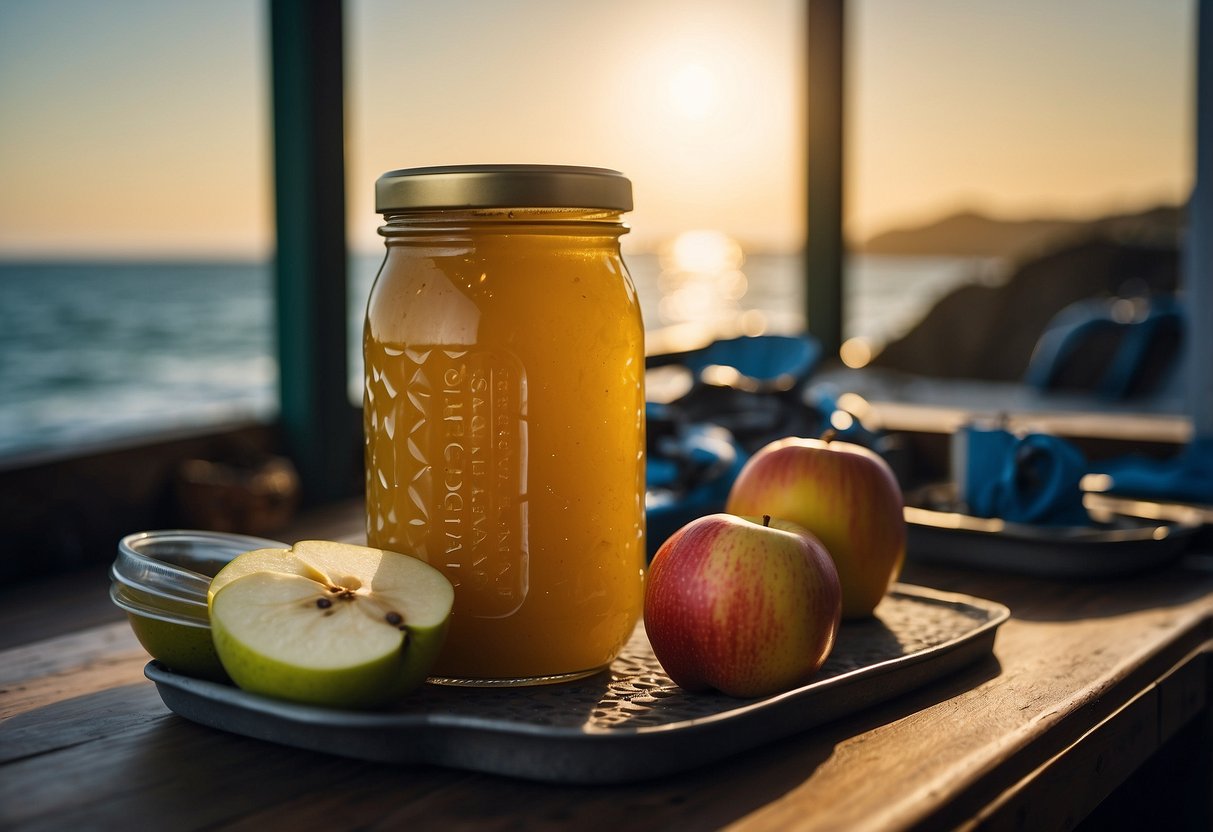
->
0, 252, 993, 461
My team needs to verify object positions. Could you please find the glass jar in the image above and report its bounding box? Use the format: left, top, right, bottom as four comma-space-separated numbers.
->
364, 165, 645, 685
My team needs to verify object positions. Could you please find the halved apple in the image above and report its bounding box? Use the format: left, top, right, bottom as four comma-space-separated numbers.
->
208, 540, 453, 709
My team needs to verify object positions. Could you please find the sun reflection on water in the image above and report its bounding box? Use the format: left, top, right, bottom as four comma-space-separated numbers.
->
653, 230, 766, 348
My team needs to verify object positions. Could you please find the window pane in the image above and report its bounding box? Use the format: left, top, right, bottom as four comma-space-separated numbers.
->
345, 0, 806, 397
844, 0, 1193, 374
0, 1, 272, 459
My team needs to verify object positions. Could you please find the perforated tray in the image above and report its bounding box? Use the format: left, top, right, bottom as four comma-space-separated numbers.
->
147, 584, 1008, 784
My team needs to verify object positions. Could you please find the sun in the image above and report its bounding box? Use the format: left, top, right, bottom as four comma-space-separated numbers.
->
668, 63, 717, 120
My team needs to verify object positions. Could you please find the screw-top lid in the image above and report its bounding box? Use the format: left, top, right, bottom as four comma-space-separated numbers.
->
376, 164, 633, 213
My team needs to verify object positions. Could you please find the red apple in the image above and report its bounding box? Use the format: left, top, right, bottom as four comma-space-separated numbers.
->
644, 513, 842, 698
725, 436, 905, 619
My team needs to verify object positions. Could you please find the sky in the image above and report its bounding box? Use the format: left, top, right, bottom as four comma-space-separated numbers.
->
0, 0, 1196, 259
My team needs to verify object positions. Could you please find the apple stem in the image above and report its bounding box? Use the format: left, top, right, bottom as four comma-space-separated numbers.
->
763, 514, 771, 527
821, 428, 837, 443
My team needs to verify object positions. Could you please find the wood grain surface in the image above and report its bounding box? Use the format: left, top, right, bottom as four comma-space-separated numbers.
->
2, 508, 1210, 831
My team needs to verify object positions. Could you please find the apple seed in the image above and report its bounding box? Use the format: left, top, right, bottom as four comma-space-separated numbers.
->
385, 611, 403, 626
316, 597, 333, 609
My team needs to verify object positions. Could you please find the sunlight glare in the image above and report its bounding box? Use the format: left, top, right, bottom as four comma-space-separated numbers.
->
830, 410, 856, 432
739, 309, 768, 336
668, 230, 744, 274
669, 63, 717, 120
836, 392, 873, 421
840, 337, 874, 369
654, 230, 751, 335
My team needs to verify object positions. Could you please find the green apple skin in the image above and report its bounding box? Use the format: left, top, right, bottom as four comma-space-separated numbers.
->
644, 513, 842, 698
127, 613, 229, 683
726, 437, 905, 619
208, 542, 453, 709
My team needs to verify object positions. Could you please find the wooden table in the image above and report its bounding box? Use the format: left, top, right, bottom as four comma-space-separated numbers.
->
3, 501, 1211, 831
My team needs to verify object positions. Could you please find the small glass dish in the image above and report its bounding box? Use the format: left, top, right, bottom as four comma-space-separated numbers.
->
110, 581, 226, 680
113, 530, 285, 601
110, 530, 286, 680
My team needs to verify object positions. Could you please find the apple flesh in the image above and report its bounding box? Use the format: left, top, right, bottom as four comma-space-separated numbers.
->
208, 540, 453, 709
725, 436, 905, 619
644, 513, 841, 698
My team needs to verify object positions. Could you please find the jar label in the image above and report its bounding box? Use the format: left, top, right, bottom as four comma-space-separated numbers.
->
366, 346, 529, 618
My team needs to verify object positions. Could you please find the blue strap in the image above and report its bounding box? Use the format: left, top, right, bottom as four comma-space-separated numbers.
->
967, 432, 1089, 525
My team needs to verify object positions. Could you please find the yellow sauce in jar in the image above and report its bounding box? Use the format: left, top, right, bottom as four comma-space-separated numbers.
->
364, 166, 644, 684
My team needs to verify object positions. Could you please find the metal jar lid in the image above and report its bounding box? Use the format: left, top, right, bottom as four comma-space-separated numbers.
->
375, 164, 633, 213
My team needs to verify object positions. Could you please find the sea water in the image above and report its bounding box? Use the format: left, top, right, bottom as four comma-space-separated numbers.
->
0, 253, 990, 460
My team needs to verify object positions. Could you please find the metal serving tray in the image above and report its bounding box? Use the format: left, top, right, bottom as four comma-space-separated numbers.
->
906, 484, 1201, 579
147, 584, 1007, 784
